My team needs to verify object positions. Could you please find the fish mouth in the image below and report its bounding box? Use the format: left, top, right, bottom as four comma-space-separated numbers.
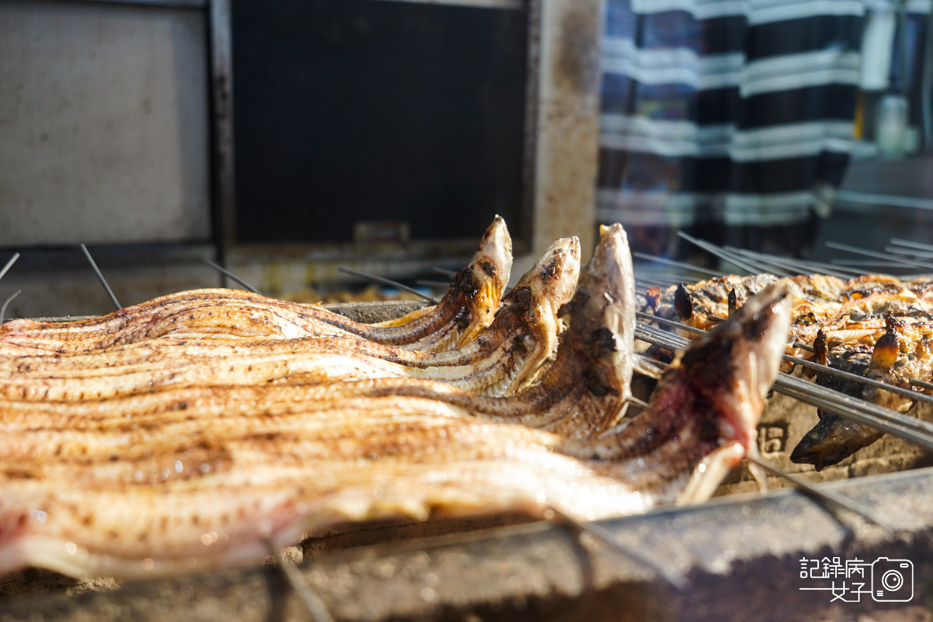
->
457, 216, 513, 345
565, 223, 636, 404
679, 281, 795, 450
514, 236, 581, 311
471, 215, 513, 298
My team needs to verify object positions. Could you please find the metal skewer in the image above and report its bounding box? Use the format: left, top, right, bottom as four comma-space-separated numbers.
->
632, 251, 727, 278
205, 259, 262, 295
264, 539, 336, 622
80, 244, 122, 310
0, 252, 20, 284
633, 321, 933, 453
432, 267, 459, 279
744, 453, 894, 534
0, 290, 21, 325
825, 241, 926, 272
676, 232, 762, 275
338, 267, 439, 304
548, 506, 691, 592
636, 314, 933, 410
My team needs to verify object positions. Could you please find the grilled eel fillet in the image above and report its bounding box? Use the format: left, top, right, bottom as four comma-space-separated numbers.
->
0, 281, 792, 580
0, 237, 579, 400
0, 226, 623, 441
0, 217, 512, 356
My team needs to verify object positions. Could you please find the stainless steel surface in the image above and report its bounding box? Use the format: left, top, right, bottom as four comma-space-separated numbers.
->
209, 0, 235, 260
0, 0, 211, 247
526, 0, 604, 259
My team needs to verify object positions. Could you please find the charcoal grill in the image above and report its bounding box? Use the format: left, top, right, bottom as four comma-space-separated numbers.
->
2, 266, 933, 621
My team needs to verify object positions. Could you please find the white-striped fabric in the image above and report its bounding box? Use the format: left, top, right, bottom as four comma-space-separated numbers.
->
628, 0, 865, 23
598, 0, 865, 233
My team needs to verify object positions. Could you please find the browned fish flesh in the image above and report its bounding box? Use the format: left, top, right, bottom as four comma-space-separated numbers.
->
791, 322, 928, 469
0, 265, 792, 580
643, 272, 933, 467
0, 237, 578, 399
0, 226, 627, 442
0, 217, 512, 355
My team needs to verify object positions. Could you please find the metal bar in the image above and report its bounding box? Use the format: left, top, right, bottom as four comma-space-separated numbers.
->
80, 244, 122, 310
205, 260, 261, 295
525, 0, 601, 258
634, 276, 681, 290
547, 506, 691, 593
772, 376, 933, 453
0, 290, 21, 325
637, 314, 933, 407
415, 279, 453, 289
726, 248, 856, 280
889, 238, 933, 252
783, 353, 933, 408
631, 252, 726, 278
721, 246, 795, 278
745, 453, 893, 533
634, 322, 933, 453
676, 232, 761, 275
265, 540, 336, 622
209, 0, 236, 261
884, 245, 933, 262
825, 241, 931, 271
830, 260, 916, 270
338, 267, 439, 304
432, 267, 459, 279
0, 253, 20, 283
835, 190, 933, 211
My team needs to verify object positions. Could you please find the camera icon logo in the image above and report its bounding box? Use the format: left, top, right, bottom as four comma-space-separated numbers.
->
871, 558, 914, 602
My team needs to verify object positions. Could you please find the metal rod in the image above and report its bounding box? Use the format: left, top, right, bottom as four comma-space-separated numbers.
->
910, 377, 933, 393
264, 540, 336, 622
824, 241, 925, 271
205, 260, 261, 295
721, 246, 795, 278
547, 506, 690, 592
727, 248, 856, 279
432, 267, 459, 278
830, 260, 916, 270
633, 321, 933, 453
889, 238, 933, 253
836, 190, 933, 212
676, 232, 765, 275
635, 275, 682, 290
0, 290, 21, 325
884, 246, 933, 259
415, 279, 453, 289
635, 312, 708, 335
338, 267, 439, 304
80, 244, 122, 310
631, 252, 726, 278
637, 317, 933, 410
771, 376, 933, 453
783, 353, 933, 408
884, 245, 933, 266
0, 253, 20, 283
745, 453, 894, 534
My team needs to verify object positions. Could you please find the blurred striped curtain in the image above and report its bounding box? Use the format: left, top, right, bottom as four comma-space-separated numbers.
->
596, 0, 865, 256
